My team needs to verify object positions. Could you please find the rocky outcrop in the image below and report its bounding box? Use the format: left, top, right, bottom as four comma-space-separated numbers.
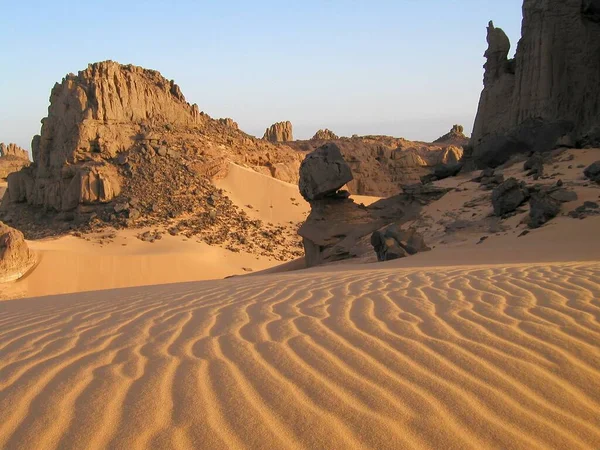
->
298, 145, 448, 267
470, 2, 600, 167
528, 192, 561, 228
299, 144, 353, 201
0, 221, 35, 282
0, 143, 30, 180
263, 121, 293, 142
433, 125, 469, 146
311, 129, 339, 140
2, 61, 303, 216
287, 134, 464, 197
0, 143, 29, 160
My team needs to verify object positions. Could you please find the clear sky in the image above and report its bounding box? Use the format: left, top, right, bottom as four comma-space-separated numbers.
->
0, 0, 523, 150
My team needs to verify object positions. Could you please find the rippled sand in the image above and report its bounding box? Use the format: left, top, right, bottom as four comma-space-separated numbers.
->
1, 261, 599, 449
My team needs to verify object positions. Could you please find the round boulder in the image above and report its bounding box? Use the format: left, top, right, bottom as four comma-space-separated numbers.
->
299, 143, 353, 201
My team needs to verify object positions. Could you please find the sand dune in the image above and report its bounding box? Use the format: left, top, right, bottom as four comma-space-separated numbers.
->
1, 261, 599, 449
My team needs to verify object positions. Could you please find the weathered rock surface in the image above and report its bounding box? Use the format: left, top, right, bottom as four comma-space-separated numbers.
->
263, 121, 293, 142
311, 129, 339, 140
217, 118, 238, 129
0, 143, 30, 180
299, 144, 353, 201
470, 1, 600, 167
584, 161, 600, 183
0, 221, 35, 282
492, 178, 529, 216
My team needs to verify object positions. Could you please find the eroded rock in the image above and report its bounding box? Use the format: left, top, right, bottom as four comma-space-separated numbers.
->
299, 143, 353, 201
263, 121, 293, 142
0, 221, 35, 282
492, 178, 529, 216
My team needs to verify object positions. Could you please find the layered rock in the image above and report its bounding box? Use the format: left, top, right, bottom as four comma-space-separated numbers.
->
263, 121, 293, 142
0, 143, 30, 180
470, 1, 600, 167
0, 221, 35, 282
311, 129, 339, 140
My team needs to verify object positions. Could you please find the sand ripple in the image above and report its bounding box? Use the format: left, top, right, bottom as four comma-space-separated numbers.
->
1, 262, 600, 449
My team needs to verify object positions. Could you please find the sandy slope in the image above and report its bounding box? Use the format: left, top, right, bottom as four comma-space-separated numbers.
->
1, 261, 599, 449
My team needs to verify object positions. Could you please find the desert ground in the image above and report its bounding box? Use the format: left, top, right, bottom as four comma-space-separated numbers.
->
1, 147, 600, 449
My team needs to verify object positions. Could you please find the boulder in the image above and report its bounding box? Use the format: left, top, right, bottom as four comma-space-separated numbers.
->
492, 177, 529, 216
263, 121, 293, 142
371, 225, 430, 262
529, 192, 561, 228
584, 161, 600, 183
299, 143, 353, 201
0, 221, 35, 282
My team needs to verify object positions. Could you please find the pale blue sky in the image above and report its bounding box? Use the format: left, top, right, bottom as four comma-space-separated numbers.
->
0, 0, 523, 150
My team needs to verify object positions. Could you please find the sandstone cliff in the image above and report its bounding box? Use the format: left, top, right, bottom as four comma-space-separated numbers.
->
470, 1, 600, 167
263, 121, 293, 142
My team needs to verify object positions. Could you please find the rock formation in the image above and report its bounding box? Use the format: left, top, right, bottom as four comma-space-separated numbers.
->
0, 143, 29, 160
298, 144, 448, 267
263, 121, 293, 142
288, 134, 464, 197
0, 143, 30, 180
433, 125, 469, 146
311, 129, 339, 140
218, 118, 238, 129
0, 221, 35, 282
0, 61, 306, 260
470, 1, 600, 168
584, 161, 600, 183
299, 144, 353, 200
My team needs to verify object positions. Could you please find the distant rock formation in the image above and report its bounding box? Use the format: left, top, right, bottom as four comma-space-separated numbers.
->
0, 143, 30, 180
218, 118, 238, 129
0, 143, 29, 160
263, 121, 293, 142
0, 221, 35, 282
311, 129, 339, 140
433, 125, 469, 146
470, 1, 600, 168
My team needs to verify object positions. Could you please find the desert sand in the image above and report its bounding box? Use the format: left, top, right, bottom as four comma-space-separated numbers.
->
1, 259, 599, 449
2, 152, 600, 449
